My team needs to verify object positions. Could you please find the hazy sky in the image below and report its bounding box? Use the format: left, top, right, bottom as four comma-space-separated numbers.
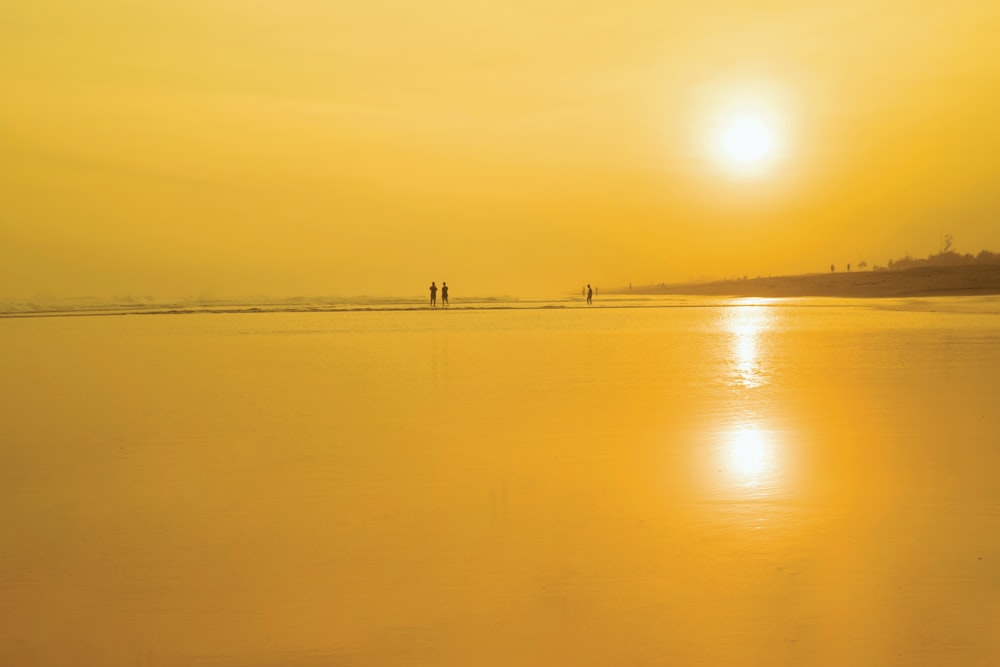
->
3, 1, 1000, 299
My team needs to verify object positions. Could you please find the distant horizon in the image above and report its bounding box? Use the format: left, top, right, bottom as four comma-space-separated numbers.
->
3, 236, 999, 303
5, 260, 1000, 315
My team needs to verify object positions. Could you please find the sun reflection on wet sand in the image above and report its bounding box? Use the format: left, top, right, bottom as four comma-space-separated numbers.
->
718, 302, 783, 487
726, 423, 774, 483
724, 301, 777, 389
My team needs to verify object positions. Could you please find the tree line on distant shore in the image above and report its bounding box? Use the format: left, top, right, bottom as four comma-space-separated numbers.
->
872, 235, 1000, 271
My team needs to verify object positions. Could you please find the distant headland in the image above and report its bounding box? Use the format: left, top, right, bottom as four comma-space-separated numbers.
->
626, 248, 1000, 298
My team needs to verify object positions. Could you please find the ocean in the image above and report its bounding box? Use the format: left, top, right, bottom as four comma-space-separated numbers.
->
2, 295, 999, 666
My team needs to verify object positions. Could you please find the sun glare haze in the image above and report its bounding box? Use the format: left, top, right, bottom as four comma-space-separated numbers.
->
3, 1, 999, 299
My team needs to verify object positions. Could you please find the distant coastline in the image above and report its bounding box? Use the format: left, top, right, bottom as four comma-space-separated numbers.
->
625, 264, 1000, 298
5, 264, 1000, 320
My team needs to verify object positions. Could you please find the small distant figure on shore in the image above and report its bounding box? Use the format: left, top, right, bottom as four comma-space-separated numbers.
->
629, 282, 632, 290
582, 285, 586, 297
847, 263, 851, 272
830, 264, 835, 273
429, 281, 437, 306
595, 286, 599, 296
441, 282, 449, 306
587, 284, 593, 305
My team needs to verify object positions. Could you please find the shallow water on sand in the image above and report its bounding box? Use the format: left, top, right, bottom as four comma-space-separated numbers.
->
2, 297, 1000, 666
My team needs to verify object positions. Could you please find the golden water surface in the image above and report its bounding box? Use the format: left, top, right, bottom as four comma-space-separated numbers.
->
2, 299, 999, 665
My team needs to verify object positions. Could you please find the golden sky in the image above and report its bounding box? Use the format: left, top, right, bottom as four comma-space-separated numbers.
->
3, 1, 999, 299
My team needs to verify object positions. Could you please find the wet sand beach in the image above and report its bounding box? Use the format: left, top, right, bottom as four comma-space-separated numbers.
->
2, 298, 1000, 666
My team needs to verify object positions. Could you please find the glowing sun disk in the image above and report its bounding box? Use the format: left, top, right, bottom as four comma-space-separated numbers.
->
720, 116, 772, 164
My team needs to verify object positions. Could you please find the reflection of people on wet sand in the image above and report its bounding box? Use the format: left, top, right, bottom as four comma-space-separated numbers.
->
587, 284, 593, 305
441, 282, 449, 306
429, 281, 437, 306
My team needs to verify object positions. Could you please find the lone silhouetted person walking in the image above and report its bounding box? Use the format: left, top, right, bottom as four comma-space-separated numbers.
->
441, 282, 449, 306
587, 284, 593, 305
429, 281, 437, 306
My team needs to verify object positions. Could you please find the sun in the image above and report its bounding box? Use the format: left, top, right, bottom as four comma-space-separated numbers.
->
720, 115, 773, 165
684, 82, 792, 177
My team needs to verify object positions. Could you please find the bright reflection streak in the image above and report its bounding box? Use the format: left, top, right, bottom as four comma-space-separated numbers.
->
716, 303, 783, 491
734, 336, 757, 385
725, 305, 773, 389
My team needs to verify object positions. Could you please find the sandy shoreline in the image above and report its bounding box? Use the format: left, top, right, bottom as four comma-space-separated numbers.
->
627, 264, 1000, 298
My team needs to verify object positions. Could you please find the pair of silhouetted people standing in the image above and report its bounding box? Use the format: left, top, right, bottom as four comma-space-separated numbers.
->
429, 281, 449, 307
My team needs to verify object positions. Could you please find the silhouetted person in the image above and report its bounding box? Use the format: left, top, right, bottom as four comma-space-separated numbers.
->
847, 263, 851, 272
582, 286, 586, 297
441, 282, 449, 306
830, 264, 835, 273
587, 284, 593, 305
429, 281, 437, 306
